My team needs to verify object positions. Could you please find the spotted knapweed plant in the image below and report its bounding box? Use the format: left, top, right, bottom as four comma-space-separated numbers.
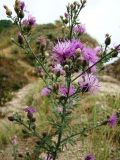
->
4, 0, 120, 159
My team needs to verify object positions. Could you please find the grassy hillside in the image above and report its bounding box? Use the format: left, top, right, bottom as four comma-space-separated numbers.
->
103, 59, 120, 81
0, 20, 98, 106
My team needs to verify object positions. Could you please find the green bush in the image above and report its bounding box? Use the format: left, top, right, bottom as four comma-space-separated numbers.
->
0, 20, 13, 32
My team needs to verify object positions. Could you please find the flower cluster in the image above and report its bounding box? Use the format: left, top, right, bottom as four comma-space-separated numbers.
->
22, 15, 36, 27
73, 23, 86, 34
53, 39, 84, 63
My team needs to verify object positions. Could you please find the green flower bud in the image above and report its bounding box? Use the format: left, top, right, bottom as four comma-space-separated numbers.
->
18, 11, 24, 19
4, 5, 12, 16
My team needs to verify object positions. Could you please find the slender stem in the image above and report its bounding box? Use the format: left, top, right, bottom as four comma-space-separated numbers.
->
61, 120, 107, 144
53, 65, 72, 160
17, 20, 51, 78
72, 45, 120, 82
69, 2, 85, 40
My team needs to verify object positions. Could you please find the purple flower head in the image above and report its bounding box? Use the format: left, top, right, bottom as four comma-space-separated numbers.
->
95, 46, 102, 53
24, 106, 36, 119
115, 45, 120, 53
85, 154, 95, 160
22, 15, 36, 27
59, 85, 75, 97
19, 1, 25, 11
11, 135, 18, 146
52, 64, 65, 75
72, 39, 84, 51
44, 154, 53, 160
95, 46, 102, 57
24, 106, 36, 113
53, 39, 84, 63
108, 114, 117, 127
56, 106, 63, 113
41, 87, 51, 96
64, 13, 69, 19
28, 15, 36, 26
37, 36, 47, 47
82, 47, 99, 64
89, 62, 97, 73
78, 73, 99, 93
18, 32, 23, 45
73, 24, 86, 34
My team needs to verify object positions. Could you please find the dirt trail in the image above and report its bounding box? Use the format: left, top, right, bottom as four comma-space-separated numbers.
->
0, 83, 33, 117
0, 75, 119, 117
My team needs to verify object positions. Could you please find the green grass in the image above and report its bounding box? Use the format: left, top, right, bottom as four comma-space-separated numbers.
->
0, 80, 120, 159
23, 84, 120, 159
0, 122, 21, 148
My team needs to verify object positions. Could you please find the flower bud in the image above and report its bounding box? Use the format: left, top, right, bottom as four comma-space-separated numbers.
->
66, 59, 72, 64
67, 5, 70, 13
105, 34, 111, 46
18, 11, 24, 19
73, 1, 77, 6
64, 64, 69, 71
31, 117, 36, 122
60, 16, 63, 21
8, 116, 14, 121
11, 135, 18, 145
42, 132, 48, 137
81, 59, 87, 67
70, 4, 74, 9
4, 5, 12, 16
14, 0, 20, 13
18, 153, 23, 158
112, 52, 118, 57
64, 13, 69, 19
36, 36, 47, 48
11, 38, 15, 43
18, 32, 24, 45
63, 19, 68, 24
53, 83, 59, 91
75, 48, 81, 57
27, 112, 33, 120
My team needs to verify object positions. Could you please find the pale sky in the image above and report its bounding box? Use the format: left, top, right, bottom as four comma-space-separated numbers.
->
0, 0, 120, 45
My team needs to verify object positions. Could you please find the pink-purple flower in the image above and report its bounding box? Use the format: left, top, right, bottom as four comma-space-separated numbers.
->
19, 1, 25, 11
64, 13, 69, 19
59, 85, 75, 97
115, 45, 120, 53
41, 87, 51, 96
108, 114, 117, 127
22, 15, 36, 27
52, 64, 65, 75
44, 154, 53, 160
53, 39, 84, 63
78, 74, 99, 93
73, 24, 86, 34
11, 135, 18, 146
89, 62, 97, 73
24, 106, 36, 114
85, 154, 95, 160
24, 106, 36, 119
18, 32, 23, 45
56, 106, 63, 113
82, 47, 99, 64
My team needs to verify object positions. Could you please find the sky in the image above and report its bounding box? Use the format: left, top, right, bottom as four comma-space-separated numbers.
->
0, 0, 120, 45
